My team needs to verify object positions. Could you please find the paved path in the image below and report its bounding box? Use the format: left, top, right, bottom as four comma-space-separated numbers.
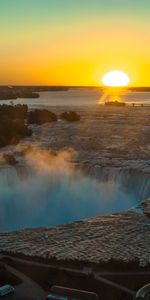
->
94, 274, 135, 296
2, 264, 45, 300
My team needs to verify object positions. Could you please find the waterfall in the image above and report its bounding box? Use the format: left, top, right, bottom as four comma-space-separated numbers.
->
0, 164, 149, 201
0, 163, 149, 232
85, 165, 150, 201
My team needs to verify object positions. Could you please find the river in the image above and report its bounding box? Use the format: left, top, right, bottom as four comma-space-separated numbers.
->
0, 88, 150, 108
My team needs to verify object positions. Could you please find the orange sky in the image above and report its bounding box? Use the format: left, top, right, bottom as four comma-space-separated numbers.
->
0, 1, 150, 86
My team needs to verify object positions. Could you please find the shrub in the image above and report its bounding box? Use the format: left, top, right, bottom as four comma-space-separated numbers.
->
60, 111, 80, 122
28, 109, 57, 124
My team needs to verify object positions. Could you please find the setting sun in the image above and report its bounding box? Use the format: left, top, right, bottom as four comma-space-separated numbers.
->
102, 71, 130, 87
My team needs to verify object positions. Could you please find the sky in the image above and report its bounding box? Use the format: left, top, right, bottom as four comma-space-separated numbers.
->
0, 0, 150, 86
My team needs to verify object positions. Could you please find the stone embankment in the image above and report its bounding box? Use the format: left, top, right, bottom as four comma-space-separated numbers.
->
0, 202, 149, 267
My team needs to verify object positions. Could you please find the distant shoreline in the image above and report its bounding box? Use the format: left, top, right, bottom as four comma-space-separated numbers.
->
0, 86, 150, 101
0, 86, 69, 101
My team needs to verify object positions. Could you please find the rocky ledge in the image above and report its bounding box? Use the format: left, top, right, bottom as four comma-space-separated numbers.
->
0, 201, 149, 267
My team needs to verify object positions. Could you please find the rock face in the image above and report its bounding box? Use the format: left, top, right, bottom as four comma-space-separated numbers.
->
144, 200, 150, 217
139, 198, 150, 217
0, 207, 149, 267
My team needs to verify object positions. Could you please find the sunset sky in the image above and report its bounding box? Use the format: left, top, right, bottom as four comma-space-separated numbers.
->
0, 0, 150, 86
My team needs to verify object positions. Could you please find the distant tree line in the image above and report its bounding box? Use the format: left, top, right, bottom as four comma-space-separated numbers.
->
0, 86, 69, 100
0, 90, 39, 100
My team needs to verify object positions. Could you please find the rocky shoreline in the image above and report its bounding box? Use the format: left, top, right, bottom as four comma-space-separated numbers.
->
0, 202, 149, 267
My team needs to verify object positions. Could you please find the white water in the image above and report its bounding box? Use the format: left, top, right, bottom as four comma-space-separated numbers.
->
0, 88, 150, 107
88, 165, 150, 201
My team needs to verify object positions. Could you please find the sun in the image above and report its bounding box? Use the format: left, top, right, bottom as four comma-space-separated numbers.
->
102, 70, 130, 87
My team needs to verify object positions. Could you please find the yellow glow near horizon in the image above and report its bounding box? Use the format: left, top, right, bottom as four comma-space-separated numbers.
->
102, 71, 130, 87
0, 3, 149, 86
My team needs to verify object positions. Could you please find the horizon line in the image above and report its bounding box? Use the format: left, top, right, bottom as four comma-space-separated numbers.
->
0, 85, 150, 89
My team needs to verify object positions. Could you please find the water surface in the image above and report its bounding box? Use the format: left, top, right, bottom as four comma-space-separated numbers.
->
0, 88, 150, 108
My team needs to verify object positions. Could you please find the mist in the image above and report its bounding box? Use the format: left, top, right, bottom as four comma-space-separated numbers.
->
0, 147, 139, 232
